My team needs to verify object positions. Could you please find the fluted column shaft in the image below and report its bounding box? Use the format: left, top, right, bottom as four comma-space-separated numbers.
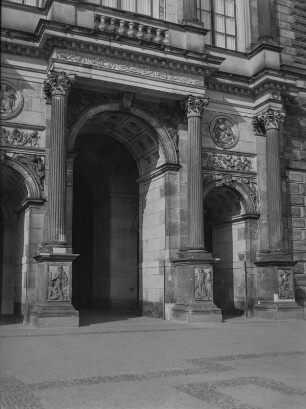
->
183, 0, 198, 22
184, 96, 208, 250
253, 108, 285, 251
43, 72, 74, 245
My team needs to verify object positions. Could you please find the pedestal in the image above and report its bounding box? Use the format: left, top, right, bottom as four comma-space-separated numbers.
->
172, 251, 221, 322
254, 252, 304, 320
30, 249, 79, 328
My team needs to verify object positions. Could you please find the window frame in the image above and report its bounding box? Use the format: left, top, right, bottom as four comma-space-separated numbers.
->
101, 0, 155, 18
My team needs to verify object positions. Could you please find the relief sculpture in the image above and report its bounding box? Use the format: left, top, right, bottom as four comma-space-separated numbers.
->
194, 267, 212, 301
48, 265, 69, 302
0, 82, 23, 119
210, 117, 239, 149
0, 127, 40, 147
278, 270, 294, 300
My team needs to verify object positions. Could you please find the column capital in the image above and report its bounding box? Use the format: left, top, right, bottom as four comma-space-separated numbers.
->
183, 95, 209, 119
43, 71, 75, 99
253, 108, 285, 134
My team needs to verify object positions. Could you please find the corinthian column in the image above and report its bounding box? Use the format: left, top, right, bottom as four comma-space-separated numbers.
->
253, 108, 285, 251
43, 71, 74, 245
183, 96, 209, 250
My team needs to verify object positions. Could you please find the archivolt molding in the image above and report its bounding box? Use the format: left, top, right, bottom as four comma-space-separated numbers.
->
0, 155, 44, 201
203, 173, 258, 215
67, 102, 179, 167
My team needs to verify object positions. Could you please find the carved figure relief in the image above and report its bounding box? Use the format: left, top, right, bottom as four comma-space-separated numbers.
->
278, 270, 294, 300
210, 116, 239, 149
0, 127, 40, 147
13, 154, 45, 187
48, 265, 69, 302
194, 267, 212, 301
0, 82, 24, 120
203, 152, 253, 172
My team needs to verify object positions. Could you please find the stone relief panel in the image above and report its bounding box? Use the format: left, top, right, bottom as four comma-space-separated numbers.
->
12, 153, 45, 188
278, 269, 294, 300
194, 267, 212, 301
0, 81, 24, 120
48, 265, 69, 302
209, 116, 239, 149
202, 152, 253, 172
0, 127, 41, 148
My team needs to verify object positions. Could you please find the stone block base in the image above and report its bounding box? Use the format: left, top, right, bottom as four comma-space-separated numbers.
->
30, 304, 79, 328
172, 302, 222, 323
254, 301, 305, 320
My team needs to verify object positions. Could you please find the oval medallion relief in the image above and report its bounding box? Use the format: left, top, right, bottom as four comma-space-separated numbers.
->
209, 116, 239, 149
0, 81, 24, 120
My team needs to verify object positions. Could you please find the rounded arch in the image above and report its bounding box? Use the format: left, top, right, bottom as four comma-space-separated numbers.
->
204, 179, 257, 216
0, 157, 43, 202
67, 102, 179, 166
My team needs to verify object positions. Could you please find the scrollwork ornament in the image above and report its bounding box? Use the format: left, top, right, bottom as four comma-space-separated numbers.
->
253, 108, 285, 134
183, 96, 208, 118
43, 71, 75, 100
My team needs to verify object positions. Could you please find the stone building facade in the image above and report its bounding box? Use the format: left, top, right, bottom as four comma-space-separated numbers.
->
0, 0, 305, 326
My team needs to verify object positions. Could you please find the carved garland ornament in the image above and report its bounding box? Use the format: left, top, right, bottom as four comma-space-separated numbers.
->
0, 81, 24, 120
253, 108, 285, 135
194, 267, 212, 301
0, 127, 40, 147
203, 152, 253, 172
209, 116, 239, 149
48, 265, 69, 302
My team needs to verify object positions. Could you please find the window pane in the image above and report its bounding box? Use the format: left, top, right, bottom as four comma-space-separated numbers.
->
215, 33, 226, 47
226, 17, 235, 35
137, 0, 151, 15
201, 0, 211, 11
214, 0, 224, 14
202, 11, 212, 28
152, 0, 159, 18
225, 0, 235, 17
197, 0, 201, 8
226, 36, 236, 50
204, 31, 212, 45
102, 0, 117, 6
215, 14, 225, 32
121, 0, 136, 12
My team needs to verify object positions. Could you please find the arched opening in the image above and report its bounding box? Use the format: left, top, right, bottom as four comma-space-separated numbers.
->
204, 184, 256, 316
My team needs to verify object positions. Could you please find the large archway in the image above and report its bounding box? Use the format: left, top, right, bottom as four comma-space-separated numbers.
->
69, 105, 179, 318
204, 182, 258, 316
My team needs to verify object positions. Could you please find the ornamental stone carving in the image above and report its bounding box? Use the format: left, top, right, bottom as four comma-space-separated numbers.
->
209, 116, 239, 149
13, 153, 45, 187
203, 152, 253, 172
43, 71, 75, 100
253, 108, 285, 135
194, 267, 212, 301
183, 96, 208, 118
48, 265, 69, 302
0, 127, 40, 147
0, 81, 24, 120
278, 269, 294, 300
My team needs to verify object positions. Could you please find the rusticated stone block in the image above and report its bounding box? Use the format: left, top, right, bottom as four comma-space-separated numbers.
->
289, 195, 305, 205
292, 218, 306, 228
292, 242, 306, 252
291, 206, 302, 217
288, 172, 305, 183
288, 229, 303, 241
288, 183, 300, 194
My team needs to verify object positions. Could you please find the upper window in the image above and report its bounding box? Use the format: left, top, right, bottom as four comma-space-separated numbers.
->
197, 0, 237, 51
101, 0, 159, 19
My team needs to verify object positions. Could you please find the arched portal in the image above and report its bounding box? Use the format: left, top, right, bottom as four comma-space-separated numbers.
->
0, 158, 44, 321
204, 183, 258, 315
69, 105, 179, 317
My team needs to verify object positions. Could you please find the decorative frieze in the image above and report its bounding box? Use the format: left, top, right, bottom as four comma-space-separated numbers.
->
253, 108, 285, 135
194, 267, 212, 301
48, 265, 69, 302
1, 81, 24, 120
202, 152, 253, 172
55, 50, 204, 87
209, 116, 239, 149
0, 127, 40, 147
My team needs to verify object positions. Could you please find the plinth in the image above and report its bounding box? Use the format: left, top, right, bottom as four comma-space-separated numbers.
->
31, 247, 79, 328
172, 251, 221, 322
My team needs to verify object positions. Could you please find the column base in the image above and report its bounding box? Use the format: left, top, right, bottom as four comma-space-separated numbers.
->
172, 251, 222, 323
254, 301, 305, 320
30, 304, 79, 328
172, 301, 221, 323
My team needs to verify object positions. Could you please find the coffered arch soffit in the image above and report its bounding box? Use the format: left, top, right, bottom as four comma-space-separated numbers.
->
68, 103, 179, 175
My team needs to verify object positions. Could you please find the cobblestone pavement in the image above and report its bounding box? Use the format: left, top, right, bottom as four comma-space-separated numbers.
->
0, 313, 305, 409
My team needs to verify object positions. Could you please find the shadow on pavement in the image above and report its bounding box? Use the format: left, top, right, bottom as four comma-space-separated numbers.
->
78, 309, 141, 326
